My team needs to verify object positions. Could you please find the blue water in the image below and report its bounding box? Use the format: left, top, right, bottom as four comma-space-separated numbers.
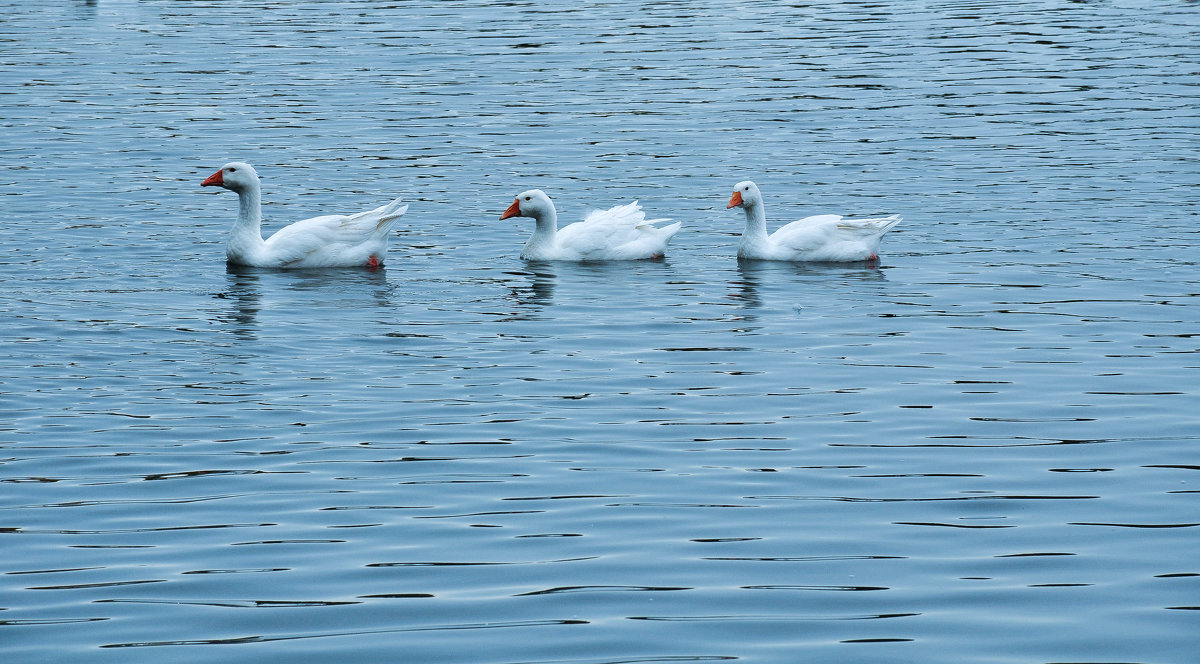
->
2, 1, 1199, 662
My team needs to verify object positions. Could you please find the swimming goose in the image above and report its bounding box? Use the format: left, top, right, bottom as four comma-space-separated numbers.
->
500, 189, 681, 261
726, 180, 899, 262
202, 162, 408, 268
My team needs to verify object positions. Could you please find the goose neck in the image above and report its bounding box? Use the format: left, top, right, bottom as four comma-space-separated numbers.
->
531, 206, 558, 235
235, 184, 262, 230
524, 206, 558, 248
518, 205, 560, 259
226, 183, 265, 260
741, 202, 768, 240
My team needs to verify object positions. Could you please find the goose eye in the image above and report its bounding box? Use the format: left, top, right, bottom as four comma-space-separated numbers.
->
229, 167, 237, 172
524, 196, 531, 201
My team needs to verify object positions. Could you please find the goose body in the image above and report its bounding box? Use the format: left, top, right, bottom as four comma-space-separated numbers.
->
202, 162, 408, 269
726, 181, 899, 262
500, 189, 681, 261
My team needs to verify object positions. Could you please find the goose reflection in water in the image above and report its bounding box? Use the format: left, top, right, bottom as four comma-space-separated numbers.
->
218, 265, 263, 340
507, 262, 557, 309
731, 260, 890, 312
217, 264, 394, 340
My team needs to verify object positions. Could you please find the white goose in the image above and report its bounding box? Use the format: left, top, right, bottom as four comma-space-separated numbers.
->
726, 181, 900, 262
500, 189, 681, 261
201, 162, 408, 269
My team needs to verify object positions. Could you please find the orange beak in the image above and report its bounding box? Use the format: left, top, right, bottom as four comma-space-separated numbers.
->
201, 169, 224, 187
726, 190, 743, 209
500, 198, 522, 220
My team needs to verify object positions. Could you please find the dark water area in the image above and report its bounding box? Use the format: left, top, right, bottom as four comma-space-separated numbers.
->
2, 1, 1198, 662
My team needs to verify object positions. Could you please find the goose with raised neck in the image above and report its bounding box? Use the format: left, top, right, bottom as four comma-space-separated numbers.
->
201, 162, 408, 269
726, 180, 900, 262
500, 189, 681, 261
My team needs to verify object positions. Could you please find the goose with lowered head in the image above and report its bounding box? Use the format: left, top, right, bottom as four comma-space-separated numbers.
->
726, 180, 900, 262
500, 189, 681, 261
201, 162, 408, 269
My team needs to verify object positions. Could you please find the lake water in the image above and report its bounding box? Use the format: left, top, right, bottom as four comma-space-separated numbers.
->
2, 1, 1199, 662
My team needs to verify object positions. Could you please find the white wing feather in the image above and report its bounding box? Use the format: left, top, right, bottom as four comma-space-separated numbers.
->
554, 201, 679, 260
262, 198, 408, 267
771, 214, 900, 261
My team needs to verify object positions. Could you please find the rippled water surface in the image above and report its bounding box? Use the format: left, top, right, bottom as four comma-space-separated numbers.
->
3, 1, 1199, 662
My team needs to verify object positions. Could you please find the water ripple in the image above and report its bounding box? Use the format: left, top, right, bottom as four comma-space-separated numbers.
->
3, 1, 1198, 662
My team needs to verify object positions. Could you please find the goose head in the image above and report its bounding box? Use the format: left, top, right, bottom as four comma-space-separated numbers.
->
500, 189, 555, 220
727, 180, 762, 209
202, 162, 259, 192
